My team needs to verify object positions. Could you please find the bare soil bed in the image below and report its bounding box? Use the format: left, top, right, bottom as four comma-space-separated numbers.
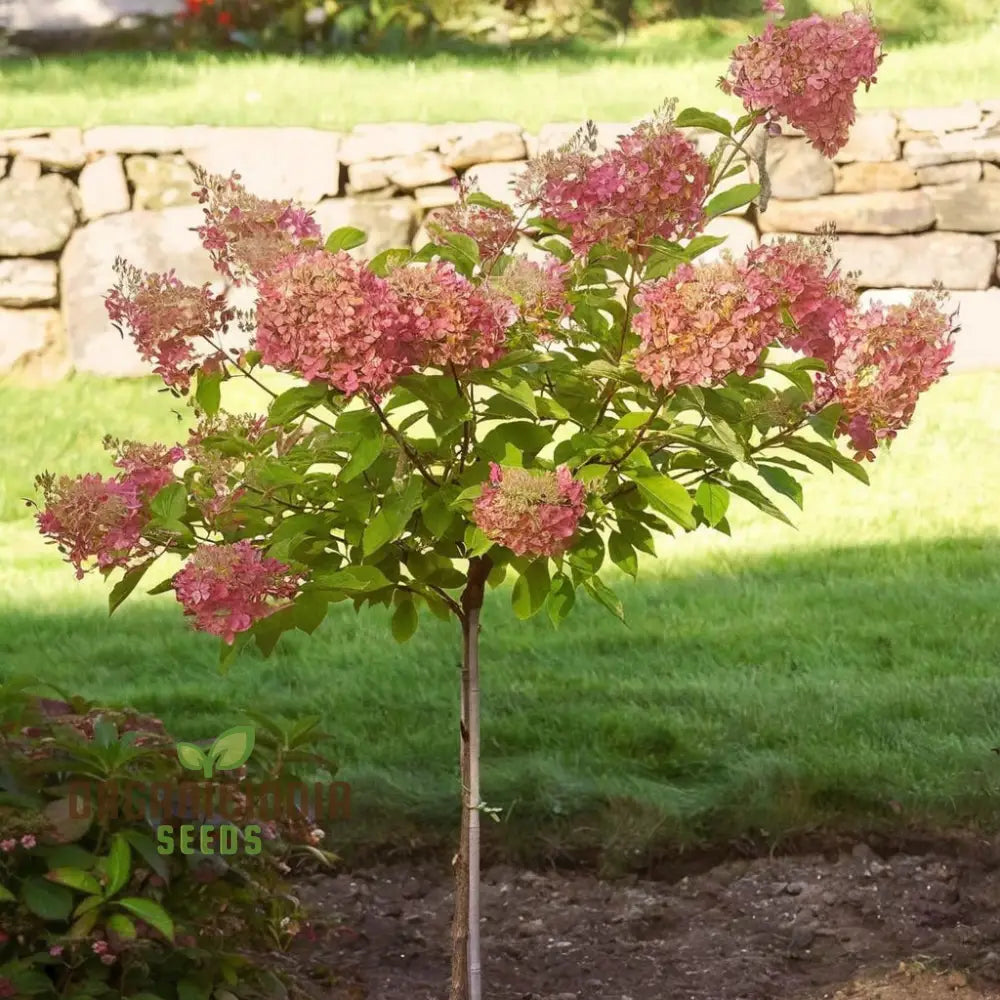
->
281, 835, 1000, 999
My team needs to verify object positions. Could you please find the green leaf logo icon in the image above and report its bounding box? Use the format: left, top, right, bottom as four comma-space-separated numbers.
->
209, 725, 255, 772
176, 742, 209, 775
175, 726, 255, 778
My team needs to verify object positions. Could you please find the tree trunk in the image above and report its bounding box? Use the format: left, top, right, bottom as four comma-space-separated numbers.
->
449, 556, 492, 1000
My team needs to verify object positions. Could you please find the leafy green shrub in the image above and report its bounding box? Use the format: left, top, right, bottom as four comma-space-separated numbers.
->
0, 678, 338, 999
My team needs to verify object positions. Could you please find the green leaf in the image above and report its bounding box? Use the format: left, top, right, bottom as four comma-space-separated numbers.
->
122, 831, 170, 882
109, 561, 153, 617
68, 908, 99, 939
104, 835, 131, 897
439, 231, 480, 267
464, 525, 493, 558
695, 481, 730, 527
684, 234, 729, 259
176, 742, 208, 773
623, 470, 696, 529
546, 572, 576, 628
466, 191, 510, 212
758, 464, 804, 509
325, 226, 367, 253
783, 437, 870, 484
147, 577, 176, 596
268, 383, 328, 426
119, 897, 175, 941
491, 378, 538, 418
107, 914, 138, 940
363, 509, 398, 557
0, 883, 15, 902
195, 370, 223, 417
368, 247, 411, 276
727, 478, 795, 526
149, 482, 187, 522
675, 107, 732, 135
614, 410, 653, 431
45, 867, 101, 895
608, 532, 638, 579
178, 980, 212, 1000
341, 431, 384, 483
313, 565, 392, 592
391, 597, 418, 642
73, 893, 103, 917
705, 182, 760, 219
707, 416, 747, 461
583, 576, 626, 624
210, 725, 256, 770
421, 491, 456, 536
23, 876, 74, 920
511, 560, 550, 620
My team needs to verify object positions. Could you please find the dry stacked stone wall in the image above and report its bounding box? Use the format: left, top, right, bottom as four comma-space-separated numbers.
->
2, 103, 999, 380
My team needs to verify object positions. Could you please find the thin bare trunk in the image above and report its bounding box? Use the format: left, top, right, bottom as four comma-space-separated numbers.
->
467, 604, 482, 1000
449, 556, 492, 1000
449, 621, 471, 1000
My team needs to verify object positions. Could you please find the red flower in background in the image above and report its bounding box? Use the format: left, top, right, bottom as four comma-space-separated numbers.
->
217, 10, 233, 27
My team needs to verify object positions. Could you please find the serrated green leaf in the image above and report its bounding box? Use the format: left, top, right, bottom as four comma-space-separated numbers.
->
706, 182, 760, 219
119, 897, 174, 941
109, 561, 153, 617
341, 431, 384, 483
325, 226, 367, 253
195, 370, 222, 417
608, 532, 638, 578
511, 560, 550, 620
675, 107, 732, 135
695, 481, 730, 527
149, 482, 187, 522
313, 565, 392, 592
107, 913, 138, 940
583, 576, 626, 624
104, 834, 131, 897
758, 464, 804, 509
23, 877, 74, 920
546, 572, 576, 628
391, 597, 418, 642
727, 478, 796, 526
623, 470, 696, 529
491, 378, 538, 417
268, 382, 328, 426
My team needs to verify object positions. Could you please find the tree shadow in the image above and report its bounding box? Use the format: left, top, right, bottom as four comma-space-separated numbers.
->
3, 534, 999, 867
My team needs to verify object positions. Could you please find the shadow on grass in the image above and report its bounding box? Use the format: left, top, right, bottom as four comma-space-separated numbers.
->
3, 535, 999, 871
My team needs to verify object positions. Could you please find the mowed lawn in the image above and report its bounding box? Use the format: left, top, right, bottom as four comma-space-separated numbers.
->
1, 17, 999, 131
1, 371, 998, 865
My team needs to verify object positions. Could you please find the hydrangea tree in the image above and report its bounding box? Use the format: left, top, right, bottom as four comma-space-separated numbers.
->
34, 4, 956, 998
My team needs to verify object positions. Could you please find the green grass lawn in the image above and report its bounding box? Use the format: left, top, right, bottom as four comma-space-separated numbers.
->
2, 372, 998, 867
2, 17, 998, 131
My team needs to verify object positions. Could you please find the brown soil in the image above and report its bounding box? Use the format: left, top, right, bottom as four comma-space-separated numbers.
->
280, 837, 1000, 999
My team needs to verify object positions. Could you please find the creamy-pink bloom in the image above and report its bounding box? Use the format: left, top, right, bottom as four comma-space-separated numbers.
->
720, 10, 883, 156
473, 464, 586, 557
173, 541, 302, 643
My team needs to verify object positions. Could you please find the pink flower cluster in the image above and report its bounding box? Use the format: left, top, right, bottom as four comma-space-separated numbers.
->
633, 257, 782, 390
105, 260, 233, 391
817, 292, 955, 458
172, 540, 302, 643
256, 250, 518, 396
36, 441, 183, 579
720, 10, 883, 155
387, 260, 516, 371
428, 186, 520, 261
516, 116, 709, 256
491, 256, 572, 342
473, 463, 586, 557
747, 235, 855, 365
194, 169, 322, 282
761, 0, 784, 15
255, 248, 408, 396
